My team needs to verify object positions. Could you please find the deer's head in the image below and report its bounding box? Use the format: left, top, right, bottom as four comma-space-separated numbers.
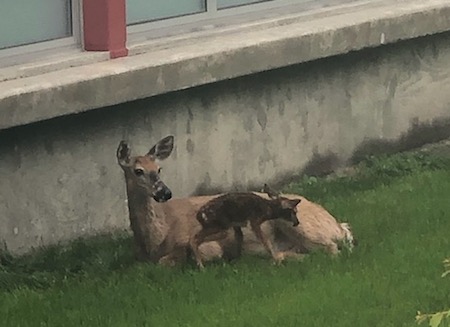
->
117, 135, 174, 202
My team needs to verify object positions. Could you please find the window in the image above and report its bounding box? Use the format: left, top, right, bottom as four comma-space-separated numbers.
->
0, 0, 73, 50
217, 0, 270, 10
126, 0, 275, 24
127, 0, 207, 25
0, 0, 354, 66
126, 0, 302, 28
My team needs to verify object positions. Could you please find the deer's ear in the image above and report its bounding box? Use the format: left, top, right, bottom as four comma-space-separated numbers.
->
147, 135, 174, 161
117, 140, 131, 166
262, 183, 279, 199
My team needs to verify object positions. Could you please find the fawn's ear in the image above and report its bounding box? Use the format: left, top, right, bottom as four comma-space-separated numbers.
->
289, 199, 302, 208
147, 135, 174, 161
117, 140, 131, 167
281, 198, 301, 209
262, 183, 280, 199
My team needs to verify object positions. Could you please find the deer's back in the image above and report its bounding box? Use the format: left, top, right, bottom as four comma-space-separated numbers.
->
254, 192, 347, 247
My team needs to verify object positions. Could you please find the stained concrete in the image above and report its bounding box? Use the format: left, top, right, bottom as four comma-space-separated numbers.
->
1, 29, 450, 254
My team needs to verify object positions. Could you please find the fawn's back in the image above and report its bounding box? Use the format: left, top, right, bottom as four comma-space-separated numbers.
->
197, 192, 299, 228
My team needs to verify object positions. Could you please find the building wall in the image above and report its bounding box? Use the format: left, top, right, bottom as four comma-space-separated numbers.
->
1, 32, 450, 254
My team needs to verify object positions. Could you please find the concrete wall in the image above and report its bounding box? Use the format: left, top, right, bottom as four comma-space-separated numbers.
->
1, 32, 450, 254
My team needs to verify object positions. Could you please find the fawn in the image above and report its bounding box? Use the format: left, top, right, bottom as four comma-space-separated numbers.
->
189, 185, 301, 269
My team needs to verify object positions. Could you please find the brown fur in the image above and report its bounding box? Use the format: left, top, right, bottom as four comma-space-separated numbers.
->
254, 192, 355, 255
117, 137, 355, 267
190, 192, 300, 268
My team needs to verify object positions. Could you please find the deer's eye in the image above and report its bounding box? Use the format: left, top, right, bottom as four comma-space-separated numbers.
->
134, 168, 144, 176
158, 167, 162, 174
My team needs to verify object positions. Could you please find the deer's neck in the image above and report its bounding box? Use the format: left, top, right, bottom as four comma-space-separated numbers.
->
125, 178, 169, 260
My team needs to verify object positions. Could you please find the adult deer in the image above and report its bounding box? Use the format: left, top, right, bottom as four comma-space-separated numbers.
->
117, 136, 355, 266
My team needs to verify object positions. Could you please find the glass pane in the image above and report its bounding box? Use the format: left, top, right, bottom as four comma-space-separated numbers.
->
127, 0, 206, 25
0, 0, 72, 50
218, 0, 271, 10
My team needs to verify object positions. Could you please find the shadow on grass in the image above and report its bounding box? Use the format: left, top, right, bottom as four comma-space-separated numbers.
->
350, 117, 450, 165
283, 151, 450, 202
0, 233, 134, 292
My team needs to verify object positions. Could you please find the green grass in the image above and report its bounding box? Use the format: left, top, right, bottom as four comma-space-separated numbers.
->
1, 152, 450, 326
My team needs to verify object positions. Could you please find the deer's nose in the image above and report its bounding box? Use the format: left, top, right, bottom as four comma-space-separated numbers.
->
162, 188, 172, 201
153, 182, 172, 202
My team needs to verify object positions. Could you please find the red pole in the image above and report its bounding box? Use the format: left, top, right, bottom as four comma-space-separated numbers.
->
82, 0, 128, 59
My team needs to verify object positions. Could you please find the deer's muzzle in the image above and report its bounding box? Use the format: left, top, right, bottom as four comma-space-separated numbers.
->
153, 181, 172, 202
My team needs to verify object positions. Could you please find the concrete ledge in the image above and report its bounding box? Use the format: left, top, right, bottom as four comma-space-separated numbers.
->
0, 50, 110, 83
1, 0, 450, 130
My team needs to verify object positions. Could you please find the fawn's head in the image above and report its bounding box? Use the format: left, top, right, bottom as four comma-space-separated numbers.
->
117, 135, 174, 202
263, 183, 301, 226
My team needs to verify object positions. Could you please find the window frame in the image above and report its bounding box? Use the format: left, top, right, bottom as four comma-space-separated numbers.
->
0, 0, 82, 61
127, 0, 307, 34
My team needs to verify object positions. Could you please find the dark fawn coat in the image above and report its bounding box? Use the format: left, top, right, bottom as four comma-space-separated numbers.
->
190, 192, 301, 268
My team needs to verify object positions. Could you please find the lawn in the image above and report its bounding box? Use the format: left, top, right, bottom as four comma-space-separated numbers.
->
1, 152, 449, 327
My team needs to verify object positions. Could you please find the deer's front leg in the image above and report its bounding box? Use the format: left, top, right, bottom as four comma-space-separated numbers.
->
158, 246, 189, 267
250, 221, 284, 264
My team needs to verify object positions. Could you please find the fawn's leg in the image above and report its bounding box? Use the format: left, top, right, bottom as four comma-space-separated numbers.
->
190, 227, 228, 269
250, 221, 283, 264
